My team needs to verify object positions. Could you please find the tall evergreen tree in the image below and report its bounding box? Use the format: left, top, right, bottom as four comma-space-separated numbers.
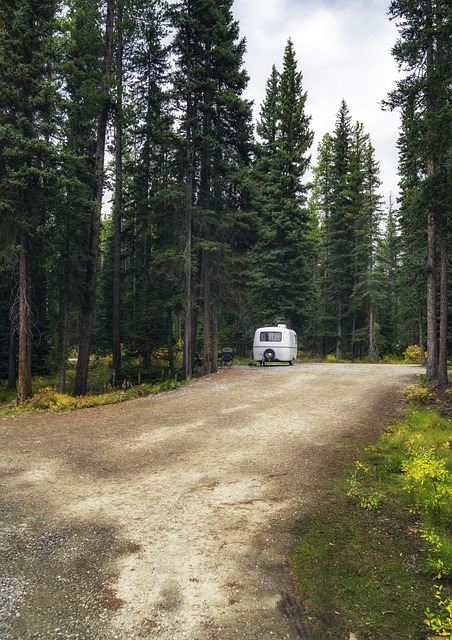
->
171, 0, 254, 378
313, 102, 384, 359
56, 0, 105, 392
247, 39, 314, 334
73, 0, 115, 396
0, 0, 60, 401
323, 100, 354, 359
387, 0, 451, 384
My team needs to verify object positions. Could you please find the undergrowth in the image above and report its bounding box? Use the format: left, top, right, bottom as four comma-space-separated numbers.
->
292, 398, 452, 639
0, 379, 181, 417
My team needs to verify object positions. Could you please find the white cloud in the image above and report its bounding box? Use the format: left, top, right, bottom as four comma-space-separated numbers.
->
232, 0, 401, 203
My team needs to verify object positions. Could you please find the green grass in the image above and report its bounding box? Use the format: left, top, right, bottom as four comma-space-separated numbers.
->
291, 407, 452, 639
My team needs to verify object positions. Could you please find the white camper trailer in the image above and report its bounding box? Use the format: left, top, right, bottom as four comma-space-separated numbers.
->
253, 324, 297, 366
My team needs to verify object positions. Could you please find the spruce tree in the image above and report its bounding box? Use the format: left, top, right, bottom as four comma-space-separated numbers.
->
387, 0, 451, 384
247, 39, 314, 334
171, 0, 254, 377
323, 100, 354, 359
56, 0, 105, 391
313, 103, 384, 359
73, 0, 115, 396
0, 0, 60, 401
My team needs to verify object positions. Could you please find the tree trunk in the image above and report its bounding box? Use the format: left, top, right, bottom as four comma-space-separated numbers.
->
438, 217, 448, 386
425, 164, 438, 382
419, 314, 427, 366
17, 229, 32, 403
202, 253, 211, 375
59, 287, 69, 393
368, 302, 376, 359
7, 309, 17, 392
211, 294, 219, 374
351, 314, 356, 362
425, 1, 439, 383
74, 0, 115, 396
335, 301, 342, 360
112, 4, 123, 376
184, 118, 195, 380
167, 307, 174, 376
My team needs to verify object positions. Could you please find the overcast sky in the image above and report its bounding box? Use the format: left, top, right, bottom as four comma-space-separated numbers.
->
231, 0, 401, 205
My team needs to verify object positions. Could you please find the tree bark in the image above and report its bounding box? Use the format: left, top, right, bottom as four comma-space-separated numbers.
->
112, 1, 123, 376
202, 253, 211, 375
419, 314, 427, 366
59, 286, 69, 393
74, 0, 115, 396
425, 164, 438, 382
17, 228, 32, 403
7, 298, 17, 391
335, 301, 342, 360
167, 307, 174, 376
438, 217, 448, 386
184, 109, 195, 380
211, 293, 218, 374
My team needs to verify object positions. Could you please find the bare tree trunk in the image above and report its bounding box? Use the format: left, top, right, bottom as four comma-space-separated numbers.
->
419, 314, 427, 366
438, 218, 448, 386
7, 298, 17, 391
202, 253, 211, 375
167, 307, 174, 376
351, 314, 356, 362
112, 2, 123, 377
335, 301, 342, 360
74, 0, 115, 396
425, 0, 439, 383
425, 171, 438, 382
211, 293, 218, 374
59, 287, 69, 393
17, 228, 32, 403
368, 302, 376, 359
184, 142, 194, 380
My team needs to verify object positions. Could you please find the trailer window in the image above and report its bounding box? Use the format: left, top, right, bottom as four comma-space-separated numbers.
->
260, 331, 282, 342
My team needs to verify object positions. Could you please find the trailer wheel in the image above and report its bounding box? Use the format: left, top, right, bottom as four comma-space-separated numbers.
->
263, 348, 275, 361
289, 359, 294, 365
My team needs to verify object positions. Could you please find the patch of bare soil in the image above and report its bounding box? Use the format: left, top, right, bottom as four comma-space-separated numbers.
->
0, 363, 422, 640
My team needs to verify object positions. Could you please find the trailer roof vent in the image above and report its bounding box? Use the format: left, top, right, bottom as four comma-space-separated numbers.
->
277, 323, 287, 328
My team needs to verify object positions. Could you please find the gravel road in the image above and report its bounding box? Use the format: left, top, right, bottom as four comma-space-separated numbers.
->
0, 363, 422, 640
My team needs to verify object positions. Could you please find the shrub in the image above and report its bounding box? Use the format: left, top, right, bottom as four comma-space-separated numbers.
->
403, 344, 426, 364
405, 384, 432, 405
402, 450, 452, 525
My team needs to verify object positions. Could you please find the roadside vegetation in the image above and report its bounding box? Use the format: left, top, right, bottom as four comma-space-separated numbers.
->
292, 382, 452, 639
0, 354, 182, 417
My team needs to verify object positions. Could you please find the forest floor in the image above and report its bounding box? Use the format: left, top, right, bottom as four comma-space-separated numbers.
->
0, 363, 422, 640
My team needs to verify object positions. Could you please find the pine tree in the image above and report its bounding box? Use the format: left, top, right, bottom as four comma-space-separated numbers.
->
313, 103, 384, 359
247, 39, 314, 334
387, 0, 451, 384
118, 0, 178, 370
73, 0, 115, 396
171, 0, 254, 378
0, 0, 60, 401
323, 100, 354, 359
56, 0, 105, 392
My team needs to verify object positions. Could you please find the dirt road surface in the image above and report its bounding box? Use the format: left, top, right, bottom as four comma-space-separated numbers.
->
0, 363, 422, 640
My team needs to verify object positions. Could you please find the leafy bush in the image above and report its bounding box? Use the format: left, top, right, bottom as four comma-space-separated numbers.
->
403, 344, 426, 363
403, 450, 452, 525
425, 584, 452, 636
405, 384, 432, 405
